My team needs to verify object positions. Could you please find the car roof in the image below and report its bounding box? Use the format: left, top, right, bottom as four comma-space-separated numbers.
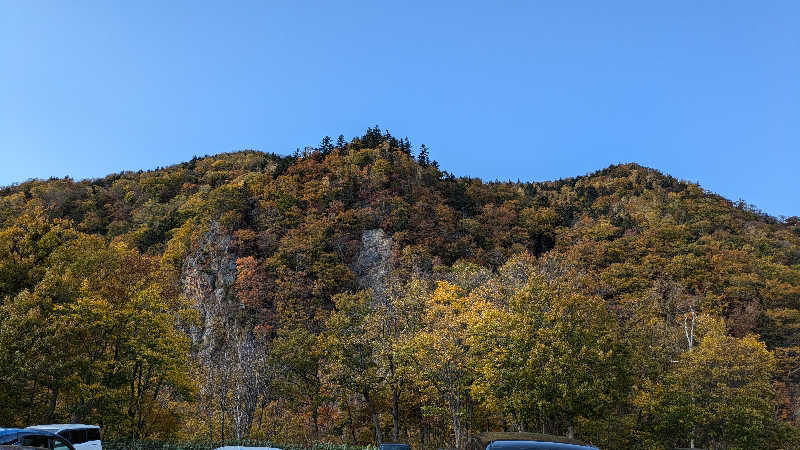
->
0, 446, 53, 450
489, 440, 598, 450
27, 424, 100, 431
465, 433, 600, 450
0, 428, 62, 441
2, 428, 60, 435
0, 429, 26, 440
468, 432, 590, 447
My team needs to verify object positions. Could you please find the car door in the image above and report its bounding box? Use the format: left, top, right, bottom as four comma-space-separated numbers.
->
51, 436, 75, 450
61, 429, 84, 449
83, 428, 102, 450
58, 431, 74, 446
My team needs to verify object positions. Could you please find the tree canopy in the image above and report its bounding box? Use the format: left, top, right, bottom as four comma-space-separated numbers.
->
1, 128, 799, 448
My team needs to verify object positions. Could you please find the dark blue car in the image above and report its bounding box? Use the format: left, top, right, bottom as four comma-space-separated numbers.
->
466, 432, 598, 450
487, 440, 598, 450
380, 444, 411, 450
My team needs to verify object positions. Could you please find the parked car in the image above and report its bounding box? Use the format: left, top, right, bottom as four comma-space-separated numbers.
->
26, 425, 100, 450
465, 432, 599, 450
0, 427, 75, 450
380, 444, 410, 450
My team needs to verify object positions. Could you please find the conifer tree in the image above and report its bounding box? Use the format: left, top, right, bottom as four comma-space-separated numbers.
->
319, 136, 334, 156
418, 144, 430, 167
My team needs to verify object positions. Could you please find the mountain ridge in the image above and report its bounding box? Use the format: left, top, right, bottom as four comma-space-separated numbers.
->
1, 128, 798, 448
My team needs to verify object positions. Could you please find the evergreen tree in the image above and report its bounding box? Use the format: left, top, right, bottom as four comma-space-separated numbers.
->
400, 137, 412, 155
418, 144, 430, 167
363, 125, 383, 148
319, 136, 334, 156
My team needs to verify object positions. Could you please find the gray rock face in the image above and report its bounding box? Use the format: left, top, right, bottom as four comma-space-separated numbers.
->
180, 226, 394, 353
181, 221, 238, 353
353, 228, 394, 303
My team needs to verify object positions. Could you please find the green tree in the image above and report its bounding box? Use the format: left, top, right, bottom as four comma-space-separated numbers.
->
324, 291, 385, 444
469, 275, 626, 441
654, 332, 778, 449
410, 281, 474, 448
0, 235, 193, 438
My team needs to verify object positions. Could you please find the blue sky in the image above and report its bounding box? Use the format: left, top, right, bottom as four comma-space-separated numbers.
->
1, 1, 798, 217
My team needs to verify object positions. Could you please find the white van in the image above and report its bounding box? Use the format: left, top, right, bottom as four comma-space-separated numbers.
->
27, 424, 101, 450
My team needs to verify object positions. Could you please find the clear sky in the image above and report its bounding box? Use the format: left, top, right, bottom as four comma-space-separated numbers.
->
1, 1, 798, 217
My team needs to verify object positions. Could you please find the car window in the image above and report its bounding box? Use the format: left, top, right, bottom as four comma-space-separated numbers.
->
58, 431, 73, 443
21, 433, 50, 448
86, 428, 101, 441
52, 437, 72, 450
68, 429, 87, 444
0, 435, 19, 445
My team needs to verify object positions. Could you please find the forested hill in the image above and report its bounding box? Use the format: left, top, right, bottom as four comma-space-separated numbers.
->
1, 127, 799, 449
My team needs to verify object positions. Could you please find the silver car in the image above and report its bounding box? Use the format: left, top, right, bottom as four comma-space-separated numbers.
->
26, 425, 101, 450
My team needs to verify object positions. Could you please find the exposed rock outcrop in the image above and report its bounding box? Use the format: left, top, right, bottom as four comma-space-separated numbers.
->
181, 221, 238, 353
353, 228, 394, 304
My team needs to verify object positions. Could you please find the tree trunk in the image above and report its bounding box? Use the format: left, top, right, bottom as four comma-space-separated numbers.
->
419, 405, 428, 447
46, 385, 59, 423
25, 378, 39, 425
364, 389, 383, 444
312, 404, 320, 438
512, 410, 524, 432
453, 410, 462, 449
452, 391, 462, 449
220, 396, 225, 443
392, 385, 400, 441
208, 405, 213, 443
372, 410, 383, 445
345, 397, 357, 443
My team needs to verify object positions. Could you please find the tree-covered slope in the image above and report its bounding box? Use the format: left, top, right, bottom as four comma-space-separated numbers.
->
1, 127, 799, 449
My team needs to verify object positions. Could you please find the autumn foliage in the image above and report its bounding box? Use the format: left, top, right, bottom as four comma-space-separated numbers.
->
1, 127, 799, 449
